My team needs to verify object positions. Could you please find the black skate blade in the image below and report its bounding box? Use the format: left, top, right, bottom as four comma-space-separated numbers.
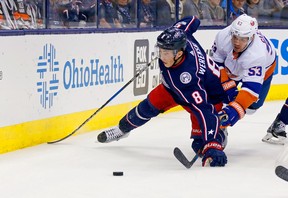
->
275, 166, 288, 182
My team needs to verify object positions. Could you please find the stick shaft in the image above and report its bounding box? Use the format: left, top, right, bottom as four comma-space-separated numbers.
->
47, 57, 157, 144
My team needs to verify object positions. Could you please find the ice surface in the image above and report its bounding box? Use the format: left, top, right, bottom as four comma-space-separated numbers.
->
0, 101, 287, 198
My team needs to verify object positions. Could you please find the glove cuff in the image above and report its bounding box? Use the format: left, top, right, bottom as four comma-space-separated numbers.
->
202, 141, 223, 155
220, 67, 229, 82
229, 101, 245, 119
222, 80, 236, 91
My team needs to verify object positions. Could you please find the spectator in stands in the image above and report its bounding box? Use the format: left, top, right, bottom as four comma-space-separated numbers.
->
114, 0, 135, 28
98, 0, 121, 28
59, 0, 82, 27
138, 0, 156, 27
280, 0, 288, 18
155, 0, 174, 26
227, 0, 245, 24
0, 0, 43, 29
0, 0, 16, 29
48, 0, 62, 27
182, 0, 213, 25
221, 0, 227, 9
27, 0, 44, 28
243, 0, 260, 18
258, 0, 284, 18
203, 0, 226, 25
155, 0, 184, 26
78, 0, 96, 25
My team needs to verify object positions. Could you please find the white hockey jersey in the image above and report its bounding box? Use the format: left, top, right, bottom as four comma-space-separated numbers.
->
212, 25, 276, 109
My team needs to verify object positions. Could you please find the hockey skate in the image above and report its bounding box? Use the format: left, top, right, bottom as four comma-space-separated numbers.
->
262, 114, 287, 145
97, 126, 129, 143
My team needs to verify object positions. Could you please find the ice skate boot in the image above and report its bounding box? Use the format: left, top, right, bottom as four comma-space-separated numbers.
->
97, 126, 129, 143
262, 114, 287, 145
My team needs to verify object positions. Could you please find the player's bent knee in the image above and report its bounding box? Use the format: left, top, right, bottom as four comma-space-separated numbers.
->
138, 99, 161, 118
119, 99, 161, 133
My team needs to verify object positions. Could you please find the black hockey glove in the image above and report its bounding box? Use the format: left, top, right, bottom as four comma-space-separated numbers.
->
202, 141, 227, 167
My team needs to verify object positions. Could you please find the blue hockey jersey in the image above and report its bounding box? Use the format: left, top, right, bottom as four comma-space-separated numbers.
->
159, 16, 226, 142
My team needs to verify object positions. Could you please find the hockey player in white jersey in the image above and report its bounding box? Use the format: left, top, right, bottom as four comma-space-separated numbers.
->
212, 14, 277, 133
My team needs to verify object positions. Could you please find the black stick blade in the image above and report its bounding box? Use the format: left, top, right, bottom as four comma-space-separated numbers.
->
174, 147, 195, 169
275, 165, 288, 182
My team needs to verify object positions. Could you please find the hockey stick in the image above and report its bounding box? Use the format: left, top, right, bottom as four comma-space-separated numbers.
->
47, 57, 158, 144
173, 115, 228, 168
173, 147, 200, 169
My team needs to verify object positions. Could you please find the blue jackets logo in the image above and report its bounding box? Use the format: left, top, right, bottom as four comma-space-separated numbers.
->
180, 72, 192, 84
36, 44, 59, 109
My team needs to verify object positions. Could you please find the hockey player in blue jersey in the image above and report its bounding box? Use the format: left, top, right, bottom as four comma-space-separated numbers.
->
97, 16, 228, 167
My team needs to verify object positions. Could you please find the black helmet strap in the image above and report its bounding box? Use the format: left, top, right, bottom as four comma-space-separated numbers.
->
172, 49, 184, 66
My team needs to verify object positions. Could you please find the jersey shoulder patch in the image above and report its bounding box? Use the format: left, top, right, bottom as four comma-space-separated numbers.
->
180, 72, 192, 84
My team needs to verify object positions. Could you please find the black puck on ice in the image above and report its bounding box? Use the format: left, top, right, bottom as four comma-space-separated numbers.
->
113, 171, 124, 176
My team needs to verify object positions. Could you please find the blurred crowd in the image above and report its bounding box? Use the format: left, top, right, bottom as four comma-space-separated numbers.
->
0, 0, 288, 29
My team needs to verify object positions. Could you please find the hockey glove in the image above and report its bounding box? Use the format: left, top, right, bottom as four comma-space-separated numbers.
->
202, 141, 227, 167
219, 66, 238, 104
191, 138, 204, 157
218, 101, 245, 127
222, 79, 238, 104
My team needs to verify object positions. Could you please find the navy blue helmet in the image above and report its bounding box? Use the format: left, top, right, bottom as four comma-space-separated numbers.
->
156, 27, 187, 51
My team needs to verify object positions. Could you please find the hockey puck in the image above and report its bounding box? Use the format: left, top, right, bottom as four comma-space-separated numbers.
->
113, 171, 124, 176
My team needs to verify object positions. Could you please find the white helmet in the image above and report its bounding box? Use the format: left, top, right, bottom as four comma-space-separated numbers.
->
230, 14, 258, 42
